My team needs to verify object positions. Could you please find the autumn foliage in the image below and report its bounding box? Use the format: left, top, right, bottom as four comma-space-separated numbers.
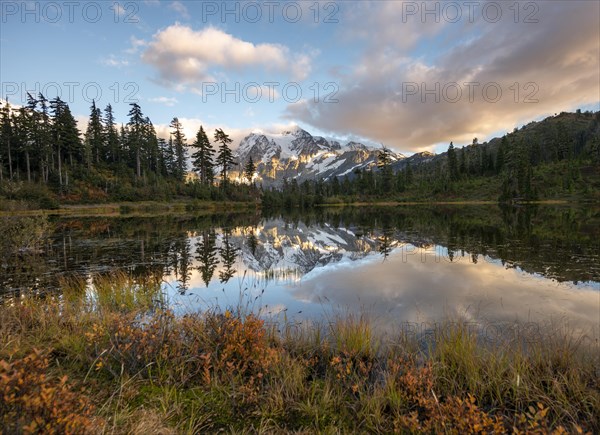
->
0, 350, 97, 434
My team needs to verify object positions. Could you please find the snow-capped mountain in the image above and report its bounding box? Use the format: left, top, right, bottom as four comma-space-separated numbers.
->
232, 126, 408, 185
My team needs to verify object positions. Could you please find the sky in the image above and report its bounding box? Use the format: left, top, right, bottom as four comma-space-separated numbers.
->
1, 0, 599, 155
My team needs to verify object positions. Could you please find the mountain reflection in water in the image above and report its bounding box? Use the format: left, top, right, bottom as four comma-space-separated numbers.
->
2, 205, 599, 333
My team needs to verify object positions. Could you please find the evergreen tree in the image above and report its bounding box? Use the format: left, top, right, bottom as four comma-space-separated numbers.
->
214, 128, 235, 187
190, 125, 214, 184
556, 121, 572, 161
175, 238, 192, 294
12, 106, 29, 181
170, 117, 187, 181
590, 135, 600, 164
37, 94, 52, 183
447, 142, 459, 181
23, 94, 38, 182
331, 176, 340, 195
219, 230, 238, 283
459, 147, 467, 176
246, 230, 258, 255
51, 97, 81, 188
143, 118, 160, 175
496, 136, 507, 173
167, 135, 176, 176
195, 230, 219, 287
405, 161, 413, 185
127, 102, 145, 178
377, 145, 394, 194
103, 104, 119, 163
119, 124, 128, 166
84, 100, 103, 168
244, 156, 256, 184
157, 137, 171, 176
395, 169, 405, 192
0, 100, 8, 181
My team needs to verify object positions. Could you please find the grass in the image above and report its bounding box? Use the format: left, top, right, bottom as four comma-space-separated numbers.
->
1, 274, 598, 433
0, 199, 258, 218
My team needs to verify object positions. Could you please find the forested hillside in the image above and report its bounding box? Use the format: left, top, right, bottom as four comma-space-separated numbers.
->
262, 111, 600, 208
0, 96, 253, 209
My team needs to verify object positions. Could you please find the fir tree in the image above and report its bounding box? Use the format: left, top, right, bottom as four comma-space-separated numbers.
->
214, 128, 235, 187
447, 142, 459, 181
219, 230, 238, 283
23, 94, 38, 182
244, 156, 256, 184
51, 97, 81, 188
84, 100, 103, 167
459, 147, 467, 176
37, 94, 52, 183
496, 136, 507, 173
0, 100, 7, 181
143, 118, 160, 175
170, 117, 187, 181
103, 104, 119, 163
377, 145, 394, 194
127, 102, 145, 178
190, 125, 214, 185
195, 230, 219, 287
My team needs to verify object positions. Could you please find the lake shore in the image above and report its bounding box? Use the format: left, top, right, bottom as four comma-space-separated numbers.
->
3, 197, 597, 218
1, 274, 597, 433
0, 199, 259, 217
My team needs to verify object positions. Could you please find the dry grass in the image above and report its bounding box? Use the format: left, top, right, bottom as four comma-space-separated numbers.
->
1, 275, 598, 433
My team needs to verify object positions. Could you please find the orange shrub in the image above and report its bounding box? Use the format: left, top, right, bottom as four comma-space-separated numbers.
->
85, 310, 280, 395
0, 349, 97, 434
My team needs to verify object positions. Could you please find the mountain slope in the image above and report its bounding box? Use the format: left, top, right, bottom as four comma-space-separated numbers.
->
232, 127, 412, 186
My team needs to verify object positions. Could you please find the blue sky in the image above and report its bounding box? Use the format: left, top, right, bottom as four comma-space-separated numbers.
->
2, 1, 599, 154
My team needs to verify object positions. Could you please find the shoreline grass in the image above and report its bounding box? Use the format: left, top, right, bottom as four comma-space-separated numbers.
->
0, 199, 259, 218
1, 274, 598, 433
2, 198, 595, 219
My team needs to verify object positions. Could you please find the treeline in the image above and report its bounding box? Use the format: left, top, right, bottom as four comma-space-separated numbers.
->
2, 97, 598, 208
0, 95, 256, 206
262, 110, 600, 207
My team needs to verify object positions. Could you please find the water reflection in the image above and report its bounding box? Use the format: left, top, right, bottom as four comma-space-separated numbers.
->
1, 206, 599, 331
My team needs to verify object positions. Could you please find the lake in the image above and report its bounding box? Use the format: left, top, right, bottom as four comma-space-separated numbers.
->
2, 205, 599, 338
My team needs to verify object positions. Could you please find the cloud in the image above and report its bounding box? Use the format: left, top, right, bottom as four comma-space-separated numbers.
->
125, 36, 147, 55
169, 1, 190, 19
338, 1, 445, 54
291, 247, 600, 329
141, 24, 312, 87
148, 96, 178, 107
100, 55, 129, 68
153, 118, 298, 149
286, 1, 600, 153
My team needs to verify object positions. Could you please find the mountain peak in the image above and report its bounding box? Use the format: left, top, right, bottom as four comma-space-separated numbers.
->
281, 125, 311, 138
346, 141, 370, 151
234, 127, 386, 185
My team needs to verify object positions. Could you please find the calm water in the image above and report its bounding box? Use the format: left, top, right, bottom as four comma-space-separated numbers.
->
2, 205, 599, 334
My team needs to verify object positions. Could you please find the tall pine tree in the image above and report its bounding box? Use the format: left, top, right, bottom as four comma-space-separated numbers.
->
244, 156, 256, 184
214, 128, 234, 187
127, 103, 145, 178
447, 142, 459, 181
170, 117, 187, 181
190, 125, 214, 185
84, 100, 104, 168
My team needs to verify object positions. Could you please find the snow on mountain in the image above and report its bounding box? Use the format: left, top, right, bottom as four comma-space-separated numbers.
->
230, 220, 379, 276
233, 126, 408, 185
